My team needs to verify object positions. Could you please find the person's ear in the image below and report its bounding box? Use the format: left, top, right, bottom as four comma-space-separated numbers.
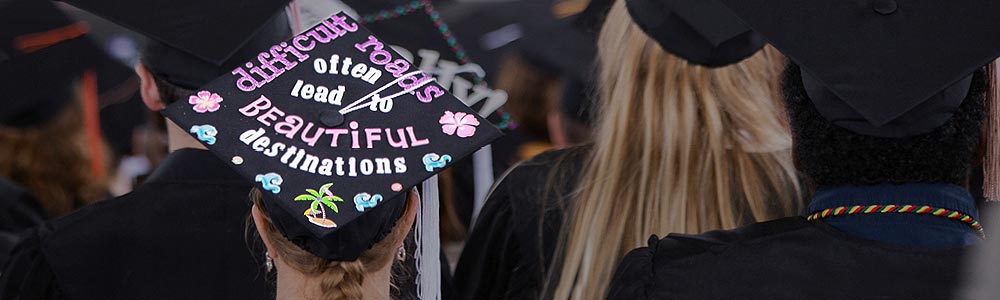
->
135, 64, 165, 111
251, 204, 279, 260
394, 188, 421, 247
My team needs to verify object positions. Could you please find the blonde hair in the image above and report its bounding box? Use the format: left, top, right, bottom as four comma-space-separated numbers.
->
252, 189, 408, 300
548, 1, 802, 299
0, 100, 106, 217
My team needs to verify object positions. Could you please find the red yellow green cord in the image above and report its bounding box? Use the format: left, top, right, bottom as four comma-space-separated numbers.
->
806, 204, 985, 238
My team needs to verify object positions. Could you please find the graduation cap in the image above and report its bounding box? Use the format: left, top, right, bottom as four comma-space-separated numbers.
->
160, 9, 500, 268
59, 0, 293, 90
625, 0, 766, 68
711, 0, 1000, 198
0, 0, 106, 127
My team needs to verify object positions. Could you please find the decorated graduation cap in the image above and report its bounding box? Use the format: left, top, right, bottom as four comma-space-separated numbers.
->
160, 7, 500, 274
0, 0, 105, 127
625, 0, 766, 68
711, 0, 1000, 199
59, 0, 293, 90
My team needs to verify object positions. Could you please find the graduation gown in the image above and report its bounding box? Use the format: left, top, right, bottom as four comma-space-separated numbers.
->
0, 149, 271, 300
0, 177, 44, 269
609, 217, 969, 300
453, 145, 589, 300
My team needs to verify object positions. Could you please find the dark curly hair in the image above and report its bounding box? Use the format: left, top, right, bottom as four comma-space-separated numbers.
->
784, 63, 986, 187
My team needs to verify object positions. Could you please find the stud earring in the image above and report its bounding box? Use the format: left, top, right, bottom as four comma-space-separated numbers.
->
265, 251, 274, 272
397, 246, 406, 261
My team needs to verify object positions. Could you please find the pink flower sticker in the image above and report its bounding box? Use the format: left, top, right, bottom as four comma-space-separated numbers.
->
189, 91, 223, 113
439, 110, 479, 138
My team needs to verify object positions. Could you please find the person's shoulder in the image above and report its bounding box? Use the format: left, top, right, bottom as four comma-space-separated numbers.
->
518, 144, 591, 170
608, 217, 815, 300
654, 216, 814, 257
490, 144, 591, 207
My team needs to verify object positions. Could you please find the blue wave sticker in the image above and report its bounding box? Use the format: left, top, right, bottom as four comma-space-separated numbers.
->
354, 193, 384, 212
422, 153, 452, 172
189, 124, 219, 145
255, 173, 283, 194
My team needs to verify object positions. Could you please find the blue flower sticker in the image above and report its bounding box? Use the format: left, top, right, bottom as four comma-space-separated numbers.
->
189, 124, 218, 145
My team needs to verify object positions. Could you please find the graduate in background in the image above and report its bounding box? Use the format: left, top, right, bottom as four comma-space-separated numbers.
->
0, 1, 293, 299
453, 0, 804, 298
610, 0, 1000, 298
0, 0, 119, 268
0, 0, 108, 222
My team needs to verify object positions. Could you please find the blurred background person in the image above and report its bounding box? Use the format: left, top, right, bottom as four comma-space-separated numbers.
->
0, 0, 121, 269
0, 3, 110, 221
0, 1, 294, 299
610, 0, 1000, 299
454, 0, 804, 298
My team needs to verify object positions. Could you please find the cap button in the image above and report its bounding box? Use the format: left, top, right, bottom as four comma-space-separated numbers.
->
873, 0, 897, 15
320, 110, 345, 127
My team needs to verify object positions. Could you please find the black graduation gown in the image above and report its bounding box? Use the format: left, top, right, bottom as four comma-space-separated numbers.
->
609, 217, 967, 300
0, 177, 44, 269
0, 149, 272, 300
453, 145, 589, 300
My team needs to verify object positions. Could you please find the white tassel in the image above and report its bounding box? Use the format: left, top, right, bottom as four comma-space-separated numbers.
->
471, 145, 495, 226
416, 175, 442, 300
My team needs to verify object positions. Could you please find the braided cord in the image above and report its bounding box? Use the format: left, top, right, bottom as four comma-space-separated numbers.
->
806, 204, 985, 238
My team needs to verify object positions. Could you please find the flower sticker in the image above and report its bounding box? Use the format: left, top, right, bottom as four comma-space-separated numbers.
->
439, 110, 479, 138
189, 90, 223, 113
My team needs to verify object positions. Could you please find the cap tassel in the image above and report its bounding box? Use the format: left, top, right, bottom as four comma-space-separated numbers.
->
81, 70, 107, 180
985, 61, 1000, 202
416, 175, 442, 300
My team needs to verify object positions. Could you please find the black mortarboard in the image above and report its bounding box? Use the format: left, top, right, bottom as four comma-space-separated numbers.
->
714, 0, 1000, 138
0, 0, 105, 127
60, 0, 293, 89
625, 0, 766, 68
162, 12, 501, 261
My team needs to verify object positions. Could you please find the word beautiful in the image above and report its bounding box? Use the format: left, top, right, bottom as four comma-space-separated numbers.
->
238, 95, 431, 178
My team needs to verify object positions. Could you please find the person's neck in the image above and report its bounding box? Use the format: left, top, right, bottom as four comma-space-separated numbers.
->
275, 259, 392, 300
165, 119, 208, 152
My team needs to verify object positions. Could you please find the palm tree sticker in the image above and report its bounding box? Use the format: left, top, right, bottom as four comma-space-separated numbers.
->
295, 183, 343, 228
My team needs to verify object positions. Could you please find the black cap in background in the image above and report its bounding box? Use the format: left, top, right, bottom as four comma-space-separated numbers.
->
0, 0, 106, 127
715, 0, 1000, 138
59, 0, 293, 89
626, 0, 766, 68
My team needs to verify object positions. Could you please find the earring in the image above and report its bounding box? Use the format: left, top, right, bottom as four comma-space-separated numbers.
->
396, 246, 406, 261
265, 251, 274, 272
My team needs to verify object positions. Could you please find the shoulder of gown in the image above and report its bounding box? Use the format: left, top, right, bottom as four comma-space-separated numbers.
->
607, 217, 813, 300
1, 223, 67, 300
2, 179, 270, 300
454, 145, 591, 300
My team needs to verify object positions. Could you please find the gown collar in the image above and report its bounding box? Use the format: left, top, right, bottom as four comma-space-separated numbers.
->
144, 148, 245, 185
807, 183, 981, 248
